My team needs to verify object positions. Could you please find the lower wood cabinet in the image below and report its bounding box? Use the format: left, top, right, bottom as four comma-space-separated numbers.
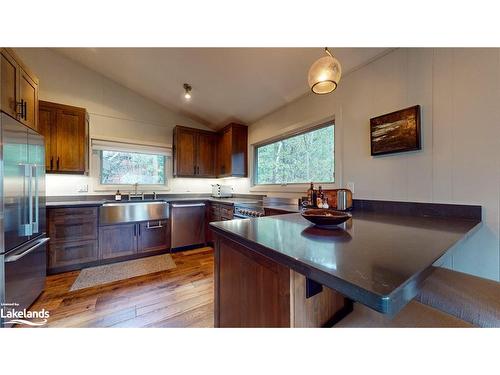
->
138, 220, 170, 253
99, 221, 171, 259
49, 240, 99, 270
47, 206, 171, 273
206, 202, 234, 243
99, 223, 138, 260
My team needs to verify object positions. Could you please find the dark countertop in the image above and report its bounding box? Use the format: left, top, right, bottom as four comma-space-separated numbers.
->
210, 210, 481, 315
46, 196, 263, 208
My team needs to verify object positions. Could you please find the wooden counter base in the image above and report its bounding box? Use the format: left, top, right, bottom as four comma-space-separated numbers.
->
214, 234, 349, 327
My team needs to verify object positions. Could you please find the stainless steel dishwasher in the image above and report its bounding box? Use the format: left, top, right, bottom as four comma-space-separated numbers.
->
170, 202, 206, 249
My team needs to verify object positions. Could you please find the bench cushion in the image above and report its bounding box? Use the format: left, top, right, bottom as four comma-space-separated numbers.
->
416, 267, 500, 328
335, 300, 473, 328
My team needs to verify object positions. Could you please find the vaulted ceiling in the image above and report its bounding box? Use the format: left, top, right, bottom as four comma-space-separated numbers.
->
54, 48, 390, 129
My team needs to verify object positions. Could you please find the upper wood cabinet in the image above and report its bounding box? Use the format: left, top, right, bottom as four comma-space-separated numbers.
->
39, 100, 89, 174
173, 126, 217, 177
217, 123, 248, 177
0, 48, 39, 131
173, 123, 248, 178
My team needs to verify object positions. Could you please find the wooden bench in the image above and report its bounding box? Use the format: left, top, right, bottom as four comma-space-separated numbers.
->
335, 267, 500, 328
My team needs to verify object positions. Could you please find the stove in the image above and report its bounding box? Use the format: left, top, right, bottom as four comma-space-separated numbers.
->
233, 203, 265, 218
233, 197, 300, 219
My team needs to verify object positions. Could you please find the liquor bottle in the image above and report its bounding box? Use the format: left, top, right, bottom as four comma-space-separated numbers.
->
316, 186, 323, 208
307, 182, 314, 206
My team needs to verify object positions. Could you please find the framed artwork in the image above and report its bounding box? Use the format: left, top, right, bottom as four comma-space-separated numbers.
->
370, 105, 421, 156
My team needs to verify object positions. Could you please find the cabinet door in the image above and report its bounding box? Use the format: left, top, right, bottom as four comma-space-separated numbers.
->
217, 127, 232, 176
18, 68, 39, 131
174, 127, 197, 176
0, 51, 19, 119
38, 103, 57, 171
99, 224, 138, 260
138, 220, 170, 253
197, 132, 217, 177
55, 108, 86, 173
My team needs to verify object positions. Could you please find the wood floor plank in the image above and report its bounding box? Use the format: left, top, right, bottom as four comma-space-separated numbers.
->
24, 248, 215, 328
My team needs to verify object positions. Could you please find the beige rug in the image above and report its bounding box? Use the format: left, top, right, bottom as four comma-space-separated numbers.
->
70, 254, 176, 291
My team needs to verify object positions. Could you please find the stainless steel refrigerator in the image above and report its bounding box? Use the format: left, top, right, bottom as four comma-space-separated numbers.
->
0, 113, 47, 327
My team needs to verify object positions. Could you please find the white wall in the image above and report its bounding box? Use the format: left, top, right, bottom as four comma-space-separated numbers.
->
242, 48, 500, 281
14, 48, 223, 195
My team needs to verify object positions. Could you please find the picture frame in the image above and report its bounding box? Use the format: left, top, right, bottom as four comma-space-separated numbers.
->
370, 105, 421, 156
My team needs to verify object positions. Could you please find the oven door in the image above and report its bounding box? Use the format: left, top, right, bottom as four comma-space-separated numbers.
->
4, 236, 48, 317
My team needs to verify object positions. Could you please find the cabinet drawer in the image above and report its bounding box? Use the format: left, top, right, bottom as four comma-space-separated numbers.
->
49, 207, 98, 218
220, 205, 234, 220
48, 239, 98, 269
48, 210, 98, 242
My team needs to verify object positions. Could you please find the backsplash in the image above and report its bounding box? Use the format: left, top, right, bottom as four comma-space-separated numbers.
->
45, 174, 252, 196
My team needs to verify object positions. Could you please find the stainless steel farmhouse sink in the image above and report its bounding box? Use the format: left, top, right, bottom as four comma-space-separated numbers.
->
99, 201, 169, 225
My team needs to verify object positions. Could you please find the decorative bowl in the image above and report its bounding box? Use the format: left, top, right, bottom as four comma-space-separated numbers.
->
301, 209, 352, 229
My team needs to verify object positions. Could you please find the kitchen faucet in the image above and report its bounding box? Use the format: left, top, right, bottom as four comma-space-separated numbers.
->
129, 182, 144, 200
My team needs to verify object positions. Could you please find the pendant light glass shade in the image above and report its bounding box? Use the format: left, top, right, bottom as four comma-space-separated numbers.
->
308, 48, 342, 94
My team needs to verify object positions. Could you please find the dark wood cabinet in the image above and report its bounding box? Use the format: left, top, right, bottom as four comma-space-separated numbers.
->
49, 240, 99, 270
206, 202, 233, 243
215, 236, 291, 327
0, 48, 39, 131
39, 101, 88, 174
173, 126, 217, 177
47, 207, 99, 273
217, 123, 248, 177
99, 223, 138, 260
173, 123, 247, 178
138, 220, 170, 253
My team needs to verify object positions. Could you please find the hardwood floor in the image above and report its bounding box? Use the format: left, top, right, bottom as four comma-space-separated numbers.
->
25, 247, 214, 328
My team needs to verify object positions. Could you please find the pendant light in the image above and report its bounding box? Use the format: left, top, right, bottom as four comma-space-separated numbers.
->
308, 47, 342, 95
183, 83, 192, 99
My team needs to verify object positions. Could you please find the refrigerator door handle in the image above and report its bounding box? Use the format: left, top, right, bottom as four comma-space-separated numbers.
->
19, 163, 33, 236
5, 237, 50, 263
32, 164, 39, 234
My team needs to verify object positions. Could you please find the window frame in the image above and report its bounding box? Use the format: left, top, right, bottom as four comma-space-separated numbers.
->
251, 119, 338, 192
90, 139, 172, 193
99, 149, 167, 186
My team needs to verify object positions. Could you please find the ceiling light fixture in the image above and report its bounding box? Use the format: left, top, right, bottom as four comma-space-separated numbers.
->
183, 83, 192, 99
308, 47, 342, 95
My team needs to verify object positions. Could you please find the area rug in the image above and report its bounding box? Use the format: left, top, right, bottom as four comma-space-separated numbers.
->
70, 254, 176, 291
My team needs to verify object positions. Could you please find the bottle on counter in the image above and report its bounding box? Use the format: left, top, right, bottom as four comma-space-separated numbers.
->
307, 182, 314, 206
323, 196, 329, 209
316, 186, 323, 208
115, 190, 122, 201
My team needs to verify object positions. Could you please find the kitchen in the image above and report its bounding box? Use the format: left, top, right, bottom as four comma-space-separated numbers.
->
3, 1, 500, 372
1, 46, 498, 331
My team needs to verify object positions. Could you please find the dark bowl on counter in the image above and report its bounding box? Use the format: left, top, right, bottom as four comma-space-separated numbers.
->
301, 208, 352, 229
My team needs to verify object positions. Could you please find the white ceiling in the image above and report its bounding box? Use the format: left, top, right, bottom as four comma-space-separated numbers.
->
54, 48, 390, 129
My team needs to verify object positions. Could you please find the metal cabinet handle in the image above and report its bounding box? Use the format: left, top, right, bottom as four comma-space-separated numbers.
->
171, 203, 206, 208
56, 157, 60, 170
146, 220, 163, 229
50, 157, 53, 170
17, 99, 25, 118
193, 165, 196, 175
5, 237, 49, 263
134, 225, 137, 237
23, 100, 27, 120
138, 224, 141, 236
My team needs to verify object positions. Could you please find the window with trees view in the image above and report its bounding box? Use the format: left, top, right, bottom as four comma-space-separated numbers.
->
100, 150, 166, 185
254, 124, 334, 185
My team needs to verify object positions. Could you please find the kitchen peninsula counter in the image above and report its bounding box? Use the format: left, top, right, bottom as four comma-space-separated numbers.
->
210, 201, 481, 327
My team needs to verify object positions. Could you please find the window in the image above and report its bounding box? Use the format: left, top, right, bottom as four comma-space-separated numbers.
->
254, 123, 334, 185
92, 139, 170, 187
100, 150, 165, 185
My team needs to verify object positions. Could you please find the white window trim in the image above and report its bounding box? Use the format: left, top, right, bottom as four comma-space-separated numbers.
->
249, 115, 341, 193
90, 138, 173, 193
